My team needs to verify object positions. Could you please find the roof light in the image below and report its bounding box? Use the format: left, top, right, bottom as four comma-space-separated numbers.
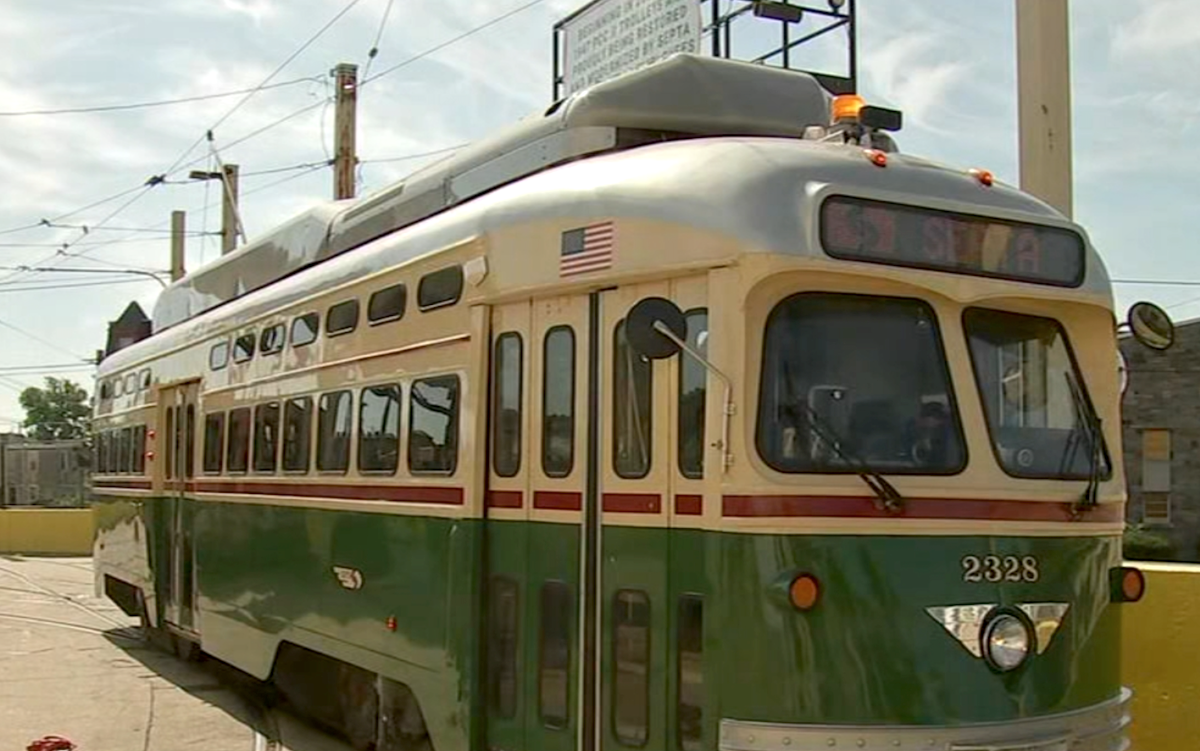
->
970, 168, 995, 187
864, 148, 888, 167
831, 94, 866, 123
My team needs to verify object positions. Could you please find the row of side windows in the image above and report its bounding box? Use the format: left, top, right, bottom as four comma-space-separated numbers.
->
209, 265, 464, 371
94, 425, 147, 475
201, 375, 460, 476
99, 368, 152, 401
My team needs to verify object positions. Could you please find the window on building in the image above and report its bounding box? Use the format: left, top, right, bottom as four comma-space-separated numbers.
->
327, 299, 359, 336
487, 576, 519, 719
614, 320, 652, 479
204, 413, 225, 474
210, 340, 230, 370
418, 265, 463, 310
678, 309, 708, 479
368, 283, 407, 324
539, 581, 572, 729
493, 333, 522, 478
543, 327, 575, 478
233, 333, 256, 363
1142, 429, 1172, 525
409, 375, 459, 474
260, 323, 286, 355
282, 397, 312, 473
253, 402, 281, 473
291, 313, 319, 347
317, 391, 352, 472
676, 595, 704, 751
359, 384, 401, 473
227, 407, 251, 473
612, 589, 650, 747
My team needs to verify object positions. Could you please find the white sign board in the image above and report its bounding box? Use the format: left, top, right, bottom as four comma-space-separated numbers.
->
562, 0, 701, 96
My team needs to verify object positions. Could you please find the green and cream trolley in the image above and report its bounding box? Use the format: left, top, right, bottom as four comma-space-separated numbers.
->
90, 54, 1167, 751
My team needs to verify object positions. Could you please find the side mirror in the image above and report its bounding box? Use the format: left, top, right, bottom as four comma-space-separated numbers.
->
1127, 301, 1174, 351
625, 297, 687, 359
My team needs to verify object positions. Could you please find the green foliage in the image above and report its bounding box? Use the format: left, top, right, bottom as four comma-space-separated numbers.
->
18, 377, 90, 441
1122, 524, 1177, 562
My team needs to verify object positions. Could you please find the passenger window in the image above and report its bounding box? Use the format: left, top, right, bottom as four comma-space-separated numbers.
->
233, 333, 255, 363
487, 576, 519, 719
204, 413, 225, 474
368, 283, 407, 324
614, 320, 652, 479
165, 407, 175, 479
139, 369, 151, 390
317, 391, 352, 472
359, 384, 402, 473
291, 313, 319, 347
418, 265, 463, 310
492, 333, 522, 478
259, 323, 285, 355
327, 299, 359, 336
185, 404, 195, 478
409, 375, 459, 474
282, 397, 313, 473
119, 427, 133, 473
226, 407, 251, 473
542, 327, 575, 478
253, 402, 281, 473
209, 340, 230, 370
678, 310, 708, 479
677, 596, 704, 751
612, 589, 650, 746
539, 581, 572, 729
124, 373, 137, 395
134, 425, 146, 474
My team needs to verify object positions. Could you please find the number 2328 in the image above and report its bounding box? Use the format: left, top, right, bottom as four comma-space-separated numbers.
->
961, 555, 1040, 583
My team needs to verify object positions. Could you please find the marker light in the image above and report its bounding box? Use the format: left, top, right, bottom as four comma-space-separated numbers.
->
970, 168, 995, 187
981, 612, 1032, 672
864, 148, 888, 167
832, 94, 867, 123
1111, 566, 1146, 603
147, 429, 156, 439
789, 573, 821, 610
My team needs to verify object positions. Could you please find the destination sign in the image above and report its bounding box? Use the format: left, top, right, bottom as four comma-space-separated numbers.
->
819, 196, 1086, 287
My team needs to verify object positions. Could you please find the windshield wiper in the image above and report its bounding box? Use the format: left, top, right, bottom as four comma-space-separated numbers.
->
1063, 371, 1103, 515
794, 401, 904, 514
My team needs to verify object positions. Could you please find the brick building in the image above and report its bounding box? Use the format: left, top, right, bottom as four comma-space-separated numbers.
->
0, 434, 89, 507
1120, 317, 1200, 560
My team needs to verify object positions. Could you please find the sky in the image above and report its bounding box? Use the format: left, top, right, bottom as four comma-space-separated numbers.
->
0, 0, 1197, 431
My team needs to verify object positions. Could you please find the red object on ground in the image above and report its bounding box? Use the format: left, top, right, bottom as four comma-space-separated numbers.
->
26, 736, 76, 751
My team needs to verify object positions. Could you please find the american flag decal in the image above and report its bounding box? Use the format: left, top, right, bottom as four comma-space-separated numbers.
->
559, 221, 614, 276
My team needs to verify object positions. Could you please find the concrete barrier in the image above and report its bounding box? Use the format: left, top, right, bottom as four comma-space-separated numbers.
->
1123, 561, 1200, 751
0, 508, 94, 555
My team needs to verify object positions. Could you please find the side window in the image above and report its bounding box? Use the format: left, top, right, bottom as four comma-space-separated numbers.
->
492, 333, 522, 478
359, 384, 402, 473
327, 299, 359, 336
612, 589, 650, 747
139, 369, 151, 390
185, 404, 195, 477
677, 596, 704, 751
317, 391, 352, 472
613, 319, 652, 479
133, 425, 146, 474
233, 333, 256, 363
165, 407, 175, 479
204, 413, 226, 474
253, 402, 281, 473
282, 397, 313, 473
119, 427, 133, 473
543, 327, 575, 478
226, 407, 251, 473
123, 373, 137, 396
487, 576, 519, 719
418, 265, 463, 310
260, 323, 285, 355
291, 313, 319, 347
678, 309, 708, 479
539, 581, 572, 729
409, 375, 459, 474
209, 340, 230, 371
368, 283, 407, 325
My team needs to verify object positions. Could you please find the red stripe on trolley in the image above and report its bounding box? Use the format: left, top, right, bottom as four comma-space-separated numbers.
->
192, 481, 463, 505
721, 495, 1124, 523
675, 495, 703, 516
603, 493, 661, 514
92, 478, 152, 490
533, 491, 583, 511
487, 490, 523, 509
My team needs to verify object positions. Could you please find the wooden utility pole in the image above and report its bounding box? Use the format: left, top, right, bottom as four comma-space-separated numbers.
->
332, 63, 359, 200
1016, 0, 1072, 218
170, 210, 186, 282
220, 164, 241, 255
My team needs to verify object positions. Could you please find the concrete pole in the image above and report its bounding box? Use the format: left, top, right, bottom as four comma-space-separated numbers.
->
1016, 0, 1073, 218
170, 210, 186, 282
332, 63, 359, 200
220, 164, 241, 255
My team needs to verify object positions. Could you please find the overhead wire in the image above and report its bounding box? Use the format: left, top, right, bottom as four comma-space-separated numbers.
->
0, 77, 323, 117
0, 317, 88, 361
361, 0, 398, 83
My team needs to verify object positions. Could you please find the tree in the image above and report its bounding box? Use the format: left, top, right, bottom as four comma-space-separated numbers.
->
19, 377, 90, 440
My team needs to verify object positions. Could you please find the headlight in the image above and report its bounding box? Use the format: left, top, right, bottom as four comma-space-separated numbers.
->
981, 612, 1032, 671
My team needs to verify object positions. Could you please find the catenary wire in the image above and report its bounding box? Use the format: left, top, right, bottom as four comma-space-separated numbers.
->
0, 77, 322, 117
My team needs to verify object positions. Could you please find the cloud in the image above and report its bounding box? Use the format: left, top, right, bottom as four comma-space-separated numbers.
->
1112, 0, 1200, 61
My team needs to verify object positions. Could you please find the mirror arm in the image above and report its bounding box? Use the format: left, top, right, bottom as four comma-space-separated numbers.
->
652, 320, 735, 472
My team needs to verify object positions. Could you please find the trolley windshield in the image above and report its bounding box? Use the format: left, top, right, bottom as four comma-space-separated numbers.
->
963, 308, 1110, 480
757, 293, 965, 474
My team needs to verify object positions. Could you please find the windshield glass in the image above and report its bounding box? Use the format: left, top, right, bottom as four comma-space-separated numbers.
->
963, 308, 1110, 479
757, 293, 965, 474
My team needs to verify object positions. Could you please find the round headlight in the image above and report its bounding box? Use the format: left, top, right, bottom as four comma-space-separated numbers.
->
981, 613, 1031, 672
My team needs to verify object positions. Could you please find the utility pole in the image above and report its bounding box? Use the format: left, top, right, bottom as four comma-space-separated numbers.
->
170, 210, 186, 282
1016, 0, 1072, 218
221, 164, 241, 254
332, 63, 359, 200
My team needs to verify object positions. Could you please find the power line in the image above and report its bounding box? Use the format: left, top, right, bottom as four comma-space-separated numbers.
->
0, 317, 86, 361
361, 144, 466, 164
0, 77, 321, 117
361, 0, 398, 82
0, 278, 152, 294
0, 363, 94, 373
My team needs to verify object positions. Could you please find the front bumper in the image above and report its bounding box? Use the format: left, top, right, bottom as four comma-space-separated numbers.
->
720, 688, 1130, 751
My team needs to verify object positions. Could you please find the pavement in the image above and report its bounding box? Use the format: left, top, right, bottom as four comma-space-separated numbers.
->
0, 555, 354, 751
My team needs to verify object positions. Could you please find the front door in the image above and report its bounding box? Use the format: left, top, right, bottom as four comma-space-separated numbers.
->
159, 380, 199, 633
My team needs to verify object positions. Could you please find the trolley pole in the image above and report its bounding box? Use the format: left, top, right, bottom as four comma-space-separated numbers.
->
1016, 0, 1073, 218
221, 164, 240, 255
170, 210, 186, 282
332, 62, 359, 200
